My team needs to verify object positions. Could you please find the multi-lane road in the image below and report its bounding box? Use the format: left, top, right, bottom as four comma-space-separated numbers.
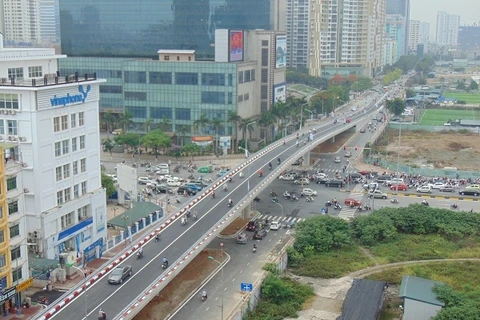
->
38, 92, 388, 320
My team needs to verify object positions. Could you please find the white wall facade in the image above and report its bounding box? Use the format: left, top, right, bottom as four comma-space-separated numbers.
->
2, 0, 41, 44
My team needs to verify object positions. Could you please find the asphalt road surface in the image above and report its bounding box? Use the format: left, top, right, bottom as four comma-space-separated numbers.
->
45, 97, 387, 320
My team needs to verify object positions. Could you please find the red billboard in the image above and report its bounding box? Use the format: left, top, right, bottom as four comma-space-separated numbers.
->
229, 30, 244, 62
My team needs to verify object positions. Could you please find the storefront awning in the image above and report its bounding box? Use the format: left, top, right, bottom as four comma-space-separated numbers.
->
107, 201, 162, 227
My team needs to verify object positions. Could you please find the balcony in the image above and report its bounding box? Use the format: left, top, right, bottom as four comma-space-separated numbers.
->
0, 72, 98, 88
4, 160, 22, 176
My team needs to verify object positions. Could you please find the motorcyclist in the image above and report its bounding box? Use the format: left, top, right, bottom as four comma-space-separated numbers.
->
269, 162, 272, 170
155, 233, 160, 241
98, 309, 106, 320
202, 289, 207, 299
162, 257, 168, 267
422, 199, 428, 206
212, 191, 216, 198
277, 157, 281, 165
228, 198, 233, 206
138, 246, 143, 257
296, 140, 299, 148
258, 169, 263, 177
223, 183, 227, 191
193, 212, 198, 220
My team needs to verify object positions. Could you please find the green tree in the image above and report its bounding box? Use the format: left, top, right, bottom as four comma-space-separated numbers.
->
114, 133, 141, 150
101, 173, 116, 198
117, 110, 133, 132
258, 111, 276, 143
142, 118, 154, 133
456, 79, 467, 91
182, 142, 200, 160
100, 111, 117, 135
468, 80, 478, 91
383, 68, 403, 85
141, 130, 171, 159
101, 138, 115, 156
193, 113, 210, 134
386, 98, 406, 116
238, 117, 256, 143
159, 115, 171, 132
405, 88, 416, 98
351, 214, 397, 246
211, 117, 224, 153
177, 125, 189, 146
326, 85, 349, 110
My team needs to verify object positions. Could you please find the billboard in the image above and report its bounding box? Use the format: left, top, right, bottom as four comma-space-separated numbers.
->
275, 35, 287, 68
273, 83, 287, 103
229, 30, 244, 62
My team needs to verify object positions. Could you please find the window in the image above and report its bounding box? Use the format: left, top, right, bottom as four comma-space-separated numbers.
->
56, 166, 62, 181
238, 95, 243, 102
149, 72, 172, 84
175, 108, 190, 120
125, 92, 147, 101
9, 224, 20, 238
72, 137, 77, 152
0, 230, 4, 244
79, 135, 86, 149
63, 164, 70, 179
8, 67, 23, 80
150, 107, 172, 120
0, 93, 19, 109
71, 114, 76, 128
244, 93, 249, 101
125, 106, 147, 118
228, 74, 233, 86
245, 70, 251, 82
64, 187, 71, 202
61, 212, 73, 229
164, 55, 170, 61
73, 161, 78, 175
251, 70, 255, 81
81, 181, 87, 194
261, 48, 269, 66
201, 73, 225, 86
261, 69, 268, 83
79, 112, 85, 126
78, 205, 88, 220
61, 115, 68, 130
238, 71, 244, 84
0, 120, 4, 135
201, 92, 225, 104
28, 66, 42, 77
11, 246, 20, 261
261, 85, 268, 99
74, 184, 79, 198
55, 142, 61, 157
176, 72, 198, 85
80, 158, 86, 172
62, 139, 69, 154
99, 85, 122, 94
6, 177, 17, 191
7, 120, 17, 135
8, 201, 18, 215
53, 117, 60, 132
124, 71, 147, 84
12, 267, 22, 283
0, 255, 5, 268
228, 93, 233, 104
57, 190, 64, 205
262, 40, 269, 46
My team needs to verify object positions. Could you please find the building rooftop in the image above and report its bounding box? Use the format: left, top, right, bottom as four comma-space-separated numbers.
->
340, 279, 386, 320
107, 201, 163, 227
399, 275, 445, 307
0, 72, 99, 88
157, 50, 195, 54
0, 47, 66, 62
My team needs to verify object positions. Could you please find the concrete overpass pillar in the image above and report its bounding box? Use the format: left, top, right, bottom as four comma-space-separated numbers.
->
330, 135, 335, 143
303, 151, 311, 167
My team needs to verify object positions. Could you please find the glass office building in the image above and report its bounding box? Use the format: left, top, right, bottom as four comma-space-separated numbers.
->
59, 58, 244, 139
59, 0, 273, 59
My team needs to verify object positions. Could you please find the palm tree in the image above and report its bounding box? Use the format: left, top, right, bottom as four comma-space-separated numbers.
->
211, 117, 224, 153
117, 110, 133, 133
100, 111, 116, 135
227, 111, 242, 149
159, 115, 171, 132
193, 113, 210, 135
177, 125, 188, 146
142, 118, 154, 133
238, 117, 255, 144
257, 111, 276, 143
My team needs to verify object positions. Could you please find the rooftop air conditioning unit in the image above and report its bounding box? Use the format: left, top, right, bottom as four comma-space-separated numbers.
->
23, 188, 29, 193
11, 110, 16, 115
19, 137, 26, 142
0, 110, 4, 114
22, 162, 28, 167
0, 136, 3, 140
8, 136, 13, 141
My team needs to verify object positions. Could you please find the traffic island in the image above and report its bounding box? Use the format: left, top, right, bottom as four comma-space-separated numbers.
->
133, 249, 228, 320
219, 217, 250, 237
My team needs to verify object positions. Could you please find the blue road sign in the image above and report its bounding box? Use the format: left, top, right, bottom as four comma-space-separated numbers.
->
240, 282, 253, 292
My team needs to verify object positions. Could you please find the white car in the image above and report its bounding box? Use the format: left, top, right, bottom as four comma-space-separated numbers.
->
156, 169, 170, 175
269, 221, 281, 231
279, 174, 295, 181
334, 156, 341, 163
106, 174, 117, 182
294, 178, 310, 185
429, 182, 445, 189
301, 188, 317, 196
416, 185, 432, 193
166, 179, 181, 187
138, 177, 151, 185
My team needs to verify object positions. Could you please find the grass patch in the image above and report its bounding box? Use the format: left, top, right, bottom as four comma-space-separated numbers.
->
369, 234, 461, 264
444, 92, 480, 104
366, 261, 480, 301
418, 108, 480, 125
289, 246, 376, 278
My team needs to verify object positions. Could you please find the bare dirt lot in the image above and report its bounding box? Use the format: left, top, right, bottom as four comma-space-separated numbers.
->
220, 217, 249, 236
374, 129, 480, 171
133, 249, 226, 320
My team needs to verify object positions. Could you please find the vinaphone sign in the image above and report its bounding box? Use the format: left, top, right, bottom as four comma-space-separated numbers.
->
50, 84, 91, 107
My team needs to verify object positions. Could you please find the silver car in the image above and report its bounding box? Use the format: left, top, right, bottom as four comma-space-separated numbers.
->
334, 156, 341, 163
108, 265, 132, 284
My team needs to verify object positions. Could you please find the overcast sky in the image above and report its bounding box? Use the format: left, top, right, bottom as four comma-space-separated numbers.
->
410, 0, 480, 30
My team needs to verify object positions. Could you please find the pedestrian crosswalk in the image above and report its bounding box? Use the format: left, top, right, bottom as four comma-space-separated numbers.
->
337, 192, 364, 220
257, 214, 305, 224
312, 168, 359, 175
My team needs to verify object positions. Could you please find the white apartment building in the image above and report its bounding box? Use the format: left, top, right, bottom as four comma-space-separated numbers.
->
308, 0, 386, 78
1, 0, 41, 45
436, 11, 460, 46
0, 42, 107, 261
408, 20, 430, 54
286, 0, 310, 68
383, 39, 397, 66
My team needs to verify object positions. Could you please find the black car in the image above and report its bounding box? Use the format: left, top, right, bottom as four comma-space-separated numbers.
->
253, 229, 267, 240
459, 190, 479, 196
177, 186, 197, 195
376, 175, 391, 183
154, 186, 174, 194
315, 177, 328, 184
325, 179, 344, 187
246, 221, 257, 231
349, 173, 363, 180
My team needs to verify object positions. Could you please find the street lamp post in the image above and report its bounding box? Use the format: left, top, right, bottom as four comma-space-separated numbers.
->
208, 256, 224, 320
238, 146, 251, 191
299, 103, 308, 130
245, 121, 256, 155
305, 108, 314, 120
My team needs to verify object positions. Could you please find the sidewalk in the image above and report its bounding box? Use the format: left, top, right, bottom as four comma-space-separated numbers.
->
2, 304, 44, 319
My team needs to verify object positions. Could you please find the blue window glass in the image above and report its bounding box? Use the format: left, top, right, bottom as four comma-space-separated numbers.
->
126, 106, 147, 118
175, 108, 191, 120
176, 73, 198, 85
150, 107, 173, 119
125, 71, 146, 84
228, 93, 233, 104
201, 92, 225, 104
150, 72, 172, 84
201, 73, 225, 86
125, 92, 147, 101
100, 85, 122, 94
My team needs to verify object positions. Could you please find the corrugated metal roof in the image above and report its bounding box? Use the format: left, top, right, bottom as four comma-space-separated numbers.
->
399, 275, 445, 307
340, 279, 386, 320
107, 201, 162, 227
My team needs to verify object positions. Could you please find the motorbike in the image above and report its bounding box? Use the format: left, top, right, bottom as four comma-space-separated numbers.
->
252, 245, 257, 253
450, 204, 459, 210
155, 234, 160, 242
181, 217, 187, 225
228, 201, 233, 208
283, 191, 291, 199
162, 261, 168, 269
212, 193, 216, 199
188, 174, 195, 180
391, 198, 399, 204
306, 196, 314, 202
258, 172, 263, 177
193, 214, 198, 221
334, 204, 342, 210
325, 201, 332, 207
254, 197, 262, 203
201, 293, 208, 301
270, 191, 278, 197
98, 312, 107, 320
132, 163, 138, 168
176, 198, 181, 204
421, 201, 429, 207
291, 195, 299, 202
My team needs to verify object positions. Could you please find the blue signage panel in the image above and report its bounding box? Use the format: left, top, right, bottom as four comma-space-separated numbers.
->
58, 217, 93, 241
50, 84, 91, 107
240, 283, 253, 292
